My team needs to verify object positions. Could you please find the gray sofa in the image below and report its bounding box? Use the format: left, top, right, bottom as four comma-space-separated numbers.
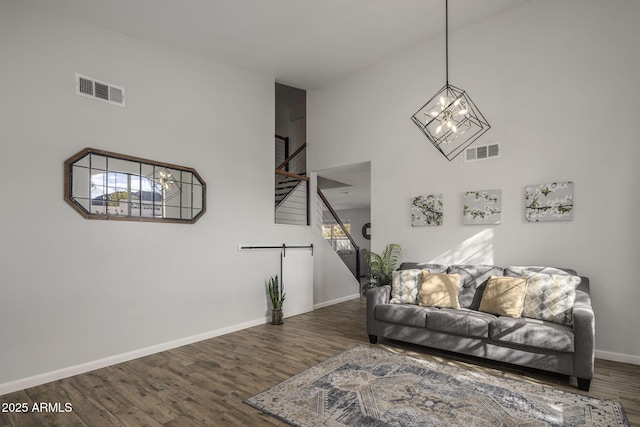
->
366, 263, 595, 391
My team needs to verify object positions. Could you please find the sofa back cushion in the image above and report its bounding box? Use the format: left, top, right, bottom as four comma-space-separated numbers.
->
504, 266, 577, 277
448, 265, 504, 309
398, 262, 448, 273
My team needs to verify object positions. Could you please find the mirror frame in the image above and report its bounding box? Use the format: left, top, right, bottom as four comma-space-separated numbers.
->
64, 147, 206, 224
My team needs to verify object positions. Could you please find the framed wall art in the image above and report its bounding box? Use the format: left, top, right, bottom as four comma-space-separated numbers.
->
464, 189, 502, 225
411, 194, 443, 226
525, 181, 573, 222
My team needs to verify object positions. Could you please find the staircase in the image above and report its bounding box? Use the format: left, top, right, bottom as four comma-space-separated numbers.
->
317, 188, 361, 280
275, 138, 309, 225
275, 174, 304, 207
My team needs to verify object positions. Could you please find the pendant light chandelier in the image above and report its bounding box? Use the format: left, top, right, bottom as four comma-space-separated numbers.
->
411, 0, 490, 161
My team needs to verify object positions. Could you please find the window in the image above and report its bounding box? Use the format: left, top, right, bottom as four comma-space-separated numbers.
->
322, 222, 354, 251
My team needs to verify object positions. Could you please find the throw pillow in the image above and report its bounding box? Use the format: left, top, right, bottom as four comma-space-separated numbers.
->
417, 272, 461, 309
478, 276, 528, 318
522, 272, 581, 325
390, 269, 423, 304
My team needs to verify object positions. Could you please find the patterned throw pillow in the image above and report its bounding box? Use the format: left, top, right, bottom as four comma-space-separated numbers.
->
417, 272, 461, 309
390, 269, 424, 304
478, 276, 528, 318
522, 273, 581, 325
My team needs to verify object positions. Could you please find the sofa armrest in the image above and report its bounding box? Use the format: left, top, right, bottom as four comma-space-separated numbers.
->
572, 277, 595, 381
366, 285, 391, 336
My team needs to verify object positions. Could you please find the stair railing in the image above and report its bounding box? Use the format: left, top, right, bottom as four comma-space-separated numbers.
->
317, 187, 361, 279
275, 138, 309, 225
277, 142, 307, 172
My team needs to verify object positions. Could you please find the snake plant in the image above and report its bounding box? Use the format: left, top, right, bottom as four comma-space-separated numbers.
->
267, 275, 286, 310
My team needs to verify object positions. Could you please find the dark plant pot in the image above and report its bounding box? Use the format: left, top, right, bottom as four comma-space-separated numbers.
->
271, 309, 283, 325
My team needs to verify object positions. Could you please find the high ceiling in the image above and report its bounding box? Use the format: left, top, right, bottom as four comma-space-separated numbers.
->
16, 0, 531, 89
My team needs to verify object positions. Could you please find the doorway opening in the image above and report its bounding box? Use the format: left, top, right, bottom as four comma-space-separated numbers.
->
275, 83, 308, 225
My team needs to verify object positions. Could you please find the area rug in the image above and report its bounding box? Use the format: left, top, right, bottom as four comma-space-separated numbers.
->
245, 345, 629, 426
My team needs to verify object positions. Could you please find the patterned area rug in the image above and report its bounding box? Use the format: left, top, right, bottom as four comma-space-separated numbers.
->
245, 345, 629, 426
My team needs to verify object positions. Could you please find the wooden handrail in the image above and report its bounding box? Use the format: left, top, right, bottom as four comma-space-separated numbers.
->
317, 187, 359, 252
275, 169, 309, 181
276, 143, 306, 171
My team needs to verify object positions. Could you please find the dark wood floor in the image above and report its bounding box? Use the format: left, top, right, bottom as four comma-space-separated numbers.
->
1, 297, 639, 426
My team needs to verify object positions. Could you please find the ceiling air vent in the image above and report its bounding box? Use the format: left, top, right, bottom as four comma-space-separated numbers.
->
465, 143, 500, 163
75, 73, 125, 107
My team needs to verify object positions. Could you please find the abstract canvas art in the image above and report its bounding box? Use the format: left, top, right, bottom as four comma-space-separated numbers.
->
464, 189, 502, 225
525, 181, 574, 222
411, 194, 443, 226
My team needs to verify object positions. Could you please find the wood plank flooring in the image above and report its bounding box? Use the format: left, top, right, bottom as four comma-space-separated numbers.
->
1, 297, 639, 426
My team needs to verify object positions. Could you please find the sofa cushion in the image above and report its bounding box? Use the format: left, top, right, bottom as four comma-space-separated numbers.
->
504, 266, 577, 277
522, 272, 581, 325
418, 273, 461, 309
375, 304, 436, 328
398, 262, 448, 273
490, 316, 575, 352
479, 276, 528, 318
448, 265, 504, 309
427, 308, 495, 338
390, 269, 423, 304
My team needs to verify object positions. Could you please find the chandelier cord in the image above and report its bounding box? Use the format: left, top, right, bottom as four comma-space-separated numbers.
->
445, 0, 449, 85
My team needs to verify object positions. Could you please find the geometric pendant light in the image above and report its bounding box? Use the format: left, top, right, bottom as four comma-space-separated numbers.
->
411, 0, 491, 161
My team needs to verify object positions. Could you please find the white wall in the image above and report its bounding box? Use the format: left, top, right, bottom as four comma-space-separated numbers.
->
0, 1, 321, 392
308, 0, 640, 363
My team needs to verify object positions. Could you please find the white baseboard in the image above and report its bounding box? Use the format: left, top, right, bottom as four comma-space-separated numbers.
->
314, 293, 360, 310
595, 349, 640, 365
0, 304, 321, 397
0, 316, 270, 397
284, 306, 315, 318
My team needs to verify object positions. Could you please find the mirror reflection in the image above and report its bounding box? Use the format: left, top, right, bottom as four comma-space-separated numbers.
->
64, 148, 206, 223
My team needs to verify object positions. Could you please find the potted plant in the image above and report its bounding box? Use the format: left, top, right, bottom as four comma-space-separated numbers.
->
267, 275, 286, 325
362, 243, 402, 295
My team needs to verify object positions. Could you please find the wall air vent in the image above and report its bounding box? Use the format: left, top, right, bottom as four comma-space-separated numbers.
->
465, 143, 500, 162
75, 73, 125, 107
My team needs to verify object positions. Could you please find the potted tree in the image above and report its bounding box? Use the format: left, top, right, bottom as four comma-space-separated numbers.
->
267, 275, 286, 325
362, 243, 402, 295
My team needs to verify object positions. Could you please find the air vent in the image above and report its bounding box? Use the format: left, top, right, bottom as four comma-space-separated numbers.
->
465, 143, 500, 162
75, 73, 125, 107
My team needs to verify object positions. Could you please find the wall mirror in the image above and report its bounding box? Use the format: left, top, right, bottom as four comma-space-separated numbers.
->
64, 148, 206, 223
